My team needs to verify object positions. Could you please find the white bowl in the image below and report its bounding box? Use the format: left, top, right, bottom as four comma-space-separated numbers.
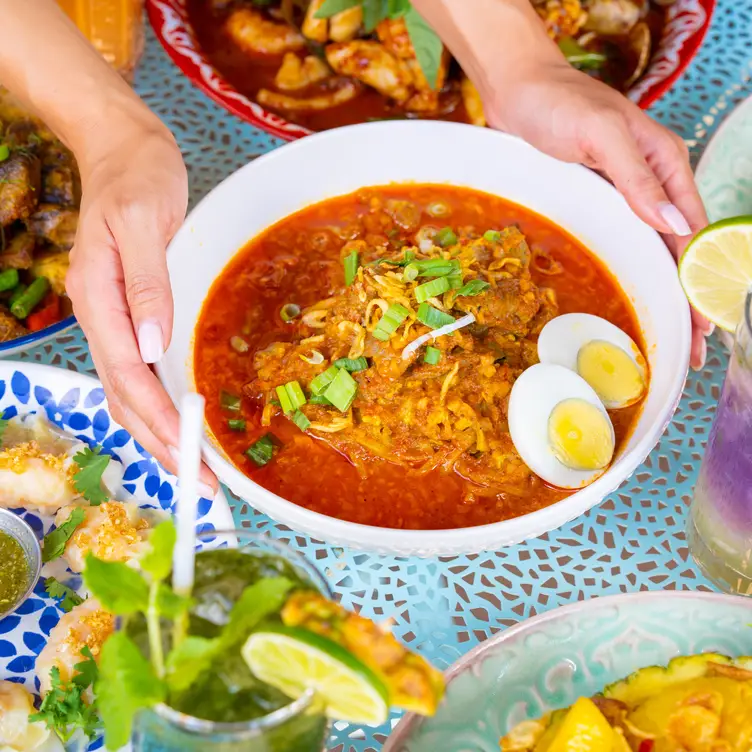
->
157, 121, 691, 556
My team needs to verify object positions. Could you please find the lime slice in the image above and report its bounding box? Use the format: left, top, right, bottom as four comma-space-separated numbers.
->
678, 216, 752, 332
242, 626, 389, 725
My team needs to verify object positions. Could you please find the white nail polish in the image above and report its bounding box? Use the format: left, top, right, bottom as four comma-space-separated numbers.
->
658, 202, 692, 236
704, 322, 715, 337
138, 319, 164, 364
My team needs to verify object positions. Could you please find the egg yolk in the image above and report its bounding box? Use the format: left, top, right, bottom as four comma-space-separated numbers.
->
576, 340, 645, 407
548, 398, 614, 471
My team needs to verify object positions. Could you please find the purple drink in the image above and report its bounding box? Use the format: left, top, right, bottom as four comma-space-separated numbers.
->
688, 294, 752, 595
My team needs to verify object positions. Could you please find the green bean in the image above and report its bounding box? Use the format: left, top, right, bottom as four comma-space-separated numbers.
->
0, 268, 19, 292
8, 284, 26, 307
11, 277, 49, 319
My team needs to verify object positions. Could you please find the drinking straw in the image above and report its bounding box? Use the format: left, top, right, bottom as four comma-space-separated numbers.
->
172, 392, 205, 597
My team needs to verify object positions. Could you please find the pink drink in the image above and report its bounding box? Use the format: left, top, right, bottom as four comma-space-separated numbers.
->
688, 294, 752, 595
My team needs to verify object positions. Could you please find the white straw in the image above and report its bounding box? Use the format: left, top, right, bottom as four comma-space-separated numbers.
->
172, 392, 205, 596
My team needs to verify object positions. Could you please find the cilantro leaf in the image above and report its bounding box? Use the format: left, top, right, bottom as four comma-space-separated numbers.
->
42, 507, 86, 563
165, 635, 218, 693
83, 554, 149, 614
97, 632, 166, 751
73, 646, 99, 689
403, 5, 443, 89
139, 520, 176, 582
30, 665, 99, 742
45, 577, 84, 612
72, 446, 111, 505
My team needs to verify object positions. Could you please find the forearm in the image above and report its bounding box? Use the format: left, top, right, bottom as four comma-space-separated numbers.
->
0, 0, 167, 172
411, 0, 564, 100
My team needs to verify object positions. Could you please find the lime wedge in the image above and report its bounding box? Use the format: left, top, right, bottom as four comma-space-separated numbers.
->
678, 216, 752, 332
242, 626, 389, 725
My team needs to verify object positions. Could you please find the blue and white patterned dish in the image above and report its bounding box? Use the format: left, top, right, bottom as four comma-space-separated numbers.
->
385, 591, 752, 751
0, 361, 234, 750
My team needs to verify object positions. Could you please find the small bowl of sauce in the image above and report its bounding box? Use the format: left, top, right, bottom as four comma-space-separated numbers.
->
0, 508, 41, 617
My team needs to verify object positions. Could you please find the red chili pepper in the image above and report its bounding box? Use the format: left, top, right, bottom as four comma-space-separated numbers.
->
639, 740, 655, 752
26, 292, 61, 332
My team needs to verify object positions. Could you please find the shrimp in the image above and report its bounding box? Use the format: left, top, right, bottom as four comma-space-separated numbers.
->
302, 0, 328, 43
258, 79, 361, 111
461, 76, 487, 127
225, 8, 306, 56
329, 6, 363, 42
275, 53, 331, 91
36, 599, 114, 697
0, 681, 62, 752
0, 415, 123, 515
53, 501, 153, 573
326, 41, 412, 103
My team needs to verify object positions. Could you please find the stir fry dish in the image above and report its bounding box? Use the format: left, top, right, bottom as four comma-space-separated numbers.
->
0, 95, 79, 341
187, 0, 672, 131
500, 654, 752, 751
195, 185, 647, 529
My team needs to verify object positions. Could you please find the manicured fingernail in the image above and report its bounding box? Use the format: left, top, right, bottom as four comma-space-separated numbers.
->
138, 319, 164, 364
704, 322, 715, 337
691, 338, 707, 371
198, 482, 215, 499
168, 446, 179, 464
658, 202, 692, 236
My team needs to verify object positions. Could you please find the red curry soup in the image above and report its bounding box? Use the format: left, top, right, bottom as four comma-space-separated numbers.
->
194, 185, 646, 530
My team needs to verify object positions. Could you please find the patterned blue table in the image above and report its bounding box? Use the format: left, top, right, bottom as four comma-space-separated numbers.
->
13, 5, 752, 749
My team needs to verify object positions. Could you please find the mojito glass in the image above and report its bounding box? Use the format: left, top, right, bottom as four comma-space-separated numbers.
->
688, 291, 752, 595
129, 531, 331, 752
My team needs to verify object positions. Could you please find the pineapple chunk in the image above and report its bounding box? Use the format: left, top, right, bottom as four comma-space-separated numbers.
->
30, 250, 69, 296
546, 698, 613, 752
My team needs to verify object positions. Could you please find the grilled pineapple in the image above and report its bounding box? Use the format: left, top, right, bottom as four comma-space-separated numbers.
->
500, 654, 752, 751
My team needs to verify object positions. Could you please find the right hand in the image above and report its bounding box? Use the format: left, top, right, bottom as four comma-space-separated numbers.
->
66, 107, 217, 495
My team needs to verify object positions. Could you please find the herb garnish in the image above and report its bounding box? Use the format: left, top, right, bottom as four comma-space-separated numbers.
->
45, 577, 84, 612
72, 446, 111, 505
42, 507, 86, 563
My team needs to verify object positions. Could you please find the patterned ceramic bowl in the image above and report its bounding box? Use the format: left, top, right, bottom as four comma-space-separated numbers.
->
385, 591, 752, 751
145, 0, 714, 140
156, 120, 691, 556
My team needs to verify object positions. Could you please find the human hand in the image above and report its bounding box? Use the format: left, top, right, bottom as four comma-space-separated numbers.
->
66, 107, 216, 494
481, 61, 711, 369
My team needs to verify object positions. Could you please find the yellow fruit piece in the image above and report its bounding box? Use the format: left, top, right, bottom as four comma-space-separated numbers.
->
547, 697, 614, 752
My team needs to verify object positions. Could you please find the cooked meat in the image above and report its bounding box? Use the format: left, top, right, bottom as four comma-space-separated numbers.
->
225, 8, 306, 55
26, 204, 78, 250
329, 7, 362, 42
461, 76, 486, 127
41, 165, 76, 206
257, 79, 361, 112
0, 230, 34, 270
275, 53, 331, 92
0, 305, 28, 342
0, 152, 41, 226
302, 0, 328, 43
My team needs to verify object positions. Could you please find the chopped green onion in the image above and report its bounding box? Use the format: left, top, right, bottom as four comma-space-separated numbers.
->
415, 277, 450, 304
365, 250, 415, 268
291, 409, 311, 431
228, 419, 246, 432
372, 303, 410, 341
424, 346, 441, 365
411, 259, 460, 278
333, 356, 369, 372
403, 264, 419, 282
456, 279, 491, 297
323, 368, 358, 412
308, 394, 332, 406
280, 303, 301, 322
310, 366, 339, 395
276, 381, 306, 414
558, 37, 607, 70
344, 250, 359, 286
417, 303, 455, 329
483, 230, 502, 243
245, 434, 276, 467
447, 272, 464, 290
435, 227, 457, 247
0, 144, 9, 163
220, 390, 242, 412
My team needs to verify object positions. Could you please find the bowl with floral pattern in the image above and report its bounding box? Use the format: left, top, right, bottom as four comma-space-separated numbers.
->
385, 590, 752, 751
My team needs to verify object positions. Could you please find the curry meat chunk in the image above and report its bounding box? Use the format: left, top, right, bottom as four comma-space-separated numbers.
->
246, 195, 559, 495
0, 152, 41, 226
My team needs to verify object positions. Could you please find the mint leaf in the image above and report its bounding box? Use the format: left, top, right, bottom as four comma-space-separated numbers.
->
83, 554, 148, 614
45, 577, 84, 612
72, 446, 111, 505
139, 520, 176, 582
42, 507, 86, 563
315, 0, 361, 18
403, 5, 443, 89
155, 583, 192, 619
97, 632, 166, 751
220, 577, 293, 649
165, 636, 218, 693
72, 646, 99, 689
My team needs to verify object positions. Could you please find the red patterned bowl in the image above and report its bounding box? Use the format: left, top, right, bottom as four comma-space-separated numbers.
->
145, 0, 714, 142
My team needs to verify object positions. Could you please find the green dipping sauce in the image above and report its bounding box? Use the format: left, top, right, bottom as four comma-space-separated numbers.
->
0, 530, 29, 610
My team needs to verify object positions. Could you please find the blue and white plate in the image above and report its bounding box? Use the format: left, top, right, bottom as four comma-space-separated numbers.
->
0, 362, 234, 749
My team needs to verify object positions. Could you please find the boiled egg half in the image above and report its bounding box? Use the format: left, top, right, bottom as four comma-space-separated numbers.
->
537, 314, 647, 409
508, 363, 615, 489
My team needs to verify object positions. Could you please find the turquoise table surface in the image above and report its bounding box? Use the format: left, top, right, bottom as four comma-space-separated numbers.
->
11, 4, 752, 750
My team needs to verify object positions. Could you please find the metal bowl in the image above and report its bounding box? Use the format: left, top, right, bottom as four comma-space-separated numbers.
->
0, 508, 41, 618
